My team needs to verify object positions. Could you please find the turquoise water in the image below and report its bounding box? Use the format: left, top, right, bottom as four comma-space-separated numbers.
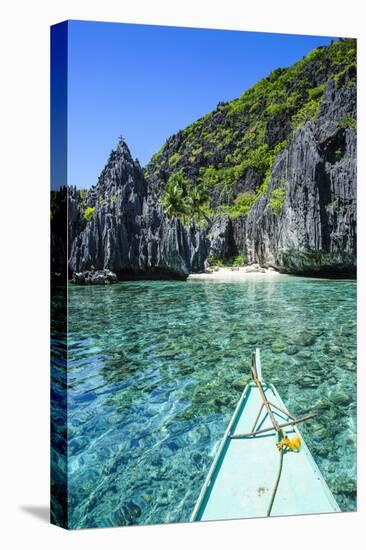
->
65, 276, 356, 528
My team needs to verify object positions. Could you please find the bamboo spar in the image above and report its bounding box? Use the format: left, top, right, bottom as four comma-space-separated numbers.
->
233, 351, 317, 440
230, 413, 317, 439
251, 352, 280, 431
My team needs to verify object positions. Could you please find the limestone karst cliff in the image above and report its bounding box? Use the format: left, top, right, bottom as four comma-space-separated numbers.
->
67, 140, 207, 280
62, 38, 356, 281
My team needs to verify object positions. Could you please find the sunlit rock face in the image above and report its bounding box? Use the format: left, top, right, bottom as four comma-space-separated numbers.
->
242, 81, 356, 276
144, 40, 356, 277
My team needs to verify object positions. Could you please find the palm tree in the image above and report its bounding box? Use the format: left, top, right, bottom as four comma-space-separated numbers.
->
161, 175, 187, 219
187, 186, 212, 224
161, 173, 211, 225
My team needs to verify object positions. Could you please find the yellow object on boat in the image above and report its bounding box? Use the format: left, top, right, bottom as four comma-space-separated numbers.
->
277, 434, 302, 452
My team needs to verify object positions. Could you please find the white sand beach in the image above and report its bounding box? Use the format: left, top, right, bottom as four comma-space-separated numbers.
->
188, 265, 282, 281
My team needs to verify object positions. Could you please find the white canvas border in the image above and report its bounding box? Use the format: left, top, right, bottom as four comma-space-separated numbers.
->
1, 1, 364, 549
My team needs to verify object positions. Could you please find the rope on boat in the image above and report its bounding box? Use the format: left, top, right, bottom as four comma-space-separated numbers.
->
267, 446, 285, 517
267, 431, 302, 517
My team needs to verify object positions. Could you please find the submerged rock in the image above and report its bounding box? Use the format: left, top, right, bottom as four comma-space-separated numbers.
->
232, 375, 251, 392
122, 501, 142, 523
297, 374, 319, 388
329, 390, 352, 406
271, 341, 286, 353
330, 474, 356, 497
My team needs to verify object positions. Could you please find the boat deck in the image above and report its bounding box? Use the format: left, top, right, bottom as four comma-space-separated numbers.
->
191, 374, 340, 521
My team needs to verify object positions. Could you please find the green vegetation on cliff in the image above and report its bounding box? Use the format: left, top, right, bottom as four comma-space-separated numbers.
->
269, 183, 286, 216
146, 38, 356, 223
83, 206, 96, 222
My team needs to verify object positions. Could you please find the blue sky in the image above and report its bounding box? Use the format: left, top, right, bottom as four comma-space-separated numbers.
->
65, 21, 336, 188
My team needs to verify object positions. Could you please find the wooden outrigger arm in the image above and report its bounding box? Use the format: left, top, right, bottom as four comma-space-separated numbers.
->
250, 351, 280, 431
230, 413, 317, 439
230, 350, 316, 440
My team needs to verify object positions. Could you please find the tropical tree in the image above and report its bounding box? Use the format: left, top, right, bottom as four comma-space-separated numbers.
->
161, 173, 189, 220
161, 172, 211, 225
187, 186, 211, 223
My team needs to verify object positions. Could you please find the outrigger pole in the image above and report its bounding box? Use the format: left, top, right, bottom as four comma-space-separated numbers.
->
230, 351, 316, 440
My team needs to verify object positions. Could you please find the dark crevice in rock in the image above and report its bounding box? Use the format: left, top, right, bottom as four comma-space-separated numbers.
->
315, 161, 332, 252
320, 129, 347, 165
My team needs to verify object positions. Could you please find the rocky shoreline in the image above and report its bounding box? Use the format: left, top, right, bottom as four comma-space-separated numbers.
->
71, 269, 118, 285
69, 263, 281, 285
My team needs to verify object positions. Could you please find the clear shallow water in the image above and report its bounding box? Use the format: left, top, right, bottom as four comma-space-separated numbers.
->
64, 276, 356, 528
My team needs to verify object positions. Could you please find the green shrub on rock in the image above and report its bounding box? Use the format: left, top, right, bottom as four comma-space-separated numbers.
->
228, 192, 257, 218
83, 206, 96, 222
269, 184, 286, 216
338, 115, 356, 129
208, 254, 247, 267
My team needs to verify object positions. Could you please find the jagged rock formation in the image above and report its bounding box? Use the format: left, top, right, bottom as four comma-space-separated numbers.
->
236, 80, 357, 274
68, 140, 208, 280
146, 38, 357, 276
65, 39, 356, 282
